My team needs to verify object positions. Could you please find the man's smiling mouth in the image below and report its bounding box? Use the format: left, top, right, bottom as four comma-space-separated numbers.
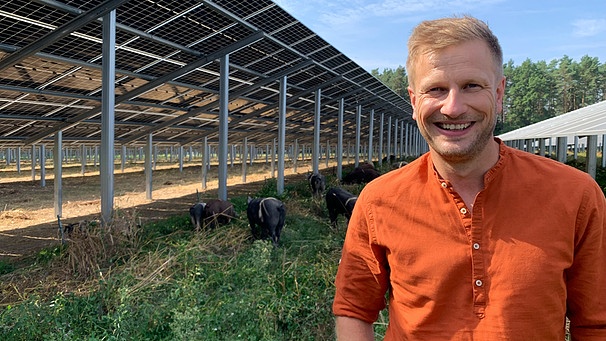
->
436, 123, 472, 131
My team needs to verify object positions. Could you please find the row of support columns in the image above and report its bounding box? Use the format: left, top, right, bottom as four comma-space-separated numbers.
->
505, 134, 606, 179
4, 120, 424, 173
5, 133, 423, 177
4, 116, 425, 224
1, 144, 224, 171
11, 128, 606, 228
1, 10, 427, 227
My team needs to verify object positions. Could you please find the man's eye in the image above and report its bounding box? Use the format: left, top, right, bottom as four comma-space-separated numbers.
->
466, 83, 481, 89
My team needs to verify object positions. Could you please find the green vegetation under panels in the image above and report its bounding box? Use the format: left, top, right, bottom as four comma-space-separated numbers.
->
0, 176, 358, 341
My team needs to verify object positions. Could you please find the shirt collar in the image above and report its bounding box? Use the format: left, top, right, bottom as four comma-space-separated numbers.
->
426, 137, 508, 186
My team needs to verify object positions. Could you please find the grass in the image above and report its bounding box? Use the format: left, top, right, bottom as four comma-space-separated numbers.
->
0, 173, 363, 341
0, 260, 14, 276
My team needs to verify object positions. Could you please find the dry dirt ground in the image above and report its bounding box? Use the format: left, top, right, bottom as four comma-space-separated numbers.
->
0, 160, 324, 262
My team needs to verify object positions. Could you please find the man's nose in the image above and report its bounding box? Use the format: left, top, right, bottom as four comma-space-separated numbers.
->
440, 89, 467, 117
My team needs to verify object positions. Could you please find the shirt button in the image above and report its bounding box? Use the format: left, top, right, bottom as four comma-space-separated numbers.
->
473, 243, 480, 250
460, 207, 468, 215
441, 182, 447, 188
475, 279, 483, 287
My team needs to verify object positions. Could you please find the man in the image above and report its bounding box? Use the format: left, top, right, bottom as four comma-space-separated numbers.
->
333, 16, 606, 340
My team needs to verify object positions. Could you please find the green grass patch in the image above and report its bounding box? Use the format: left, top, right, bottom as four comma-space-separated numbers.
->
0, 260, 14, 276
0, 177, 346, 340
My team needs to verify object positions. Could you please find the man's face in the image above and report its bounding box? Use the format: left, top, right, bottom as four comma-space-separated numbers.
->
407, 40, 505, 163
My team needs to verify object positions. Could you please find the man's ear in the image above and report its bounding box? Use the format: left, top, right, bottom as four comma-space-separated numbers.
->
496, 76, 506, 115
408, 86, 418, 121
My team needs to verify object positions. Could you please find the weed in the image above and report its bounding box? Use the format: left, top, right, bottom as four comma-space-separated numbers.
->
0, 260, 14, 275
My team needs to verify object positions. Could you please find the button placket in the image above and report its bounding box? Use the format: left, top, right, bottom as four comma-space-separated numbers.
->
469, 197, 487, 314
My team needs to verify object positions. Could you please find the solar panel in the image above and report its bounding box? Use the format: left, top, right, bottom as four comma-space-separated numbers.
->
0, 0, 413, 148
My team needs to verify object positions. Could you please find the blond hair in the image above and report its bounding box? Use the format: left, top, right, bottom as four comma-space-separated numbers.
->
406, 16, 503, 87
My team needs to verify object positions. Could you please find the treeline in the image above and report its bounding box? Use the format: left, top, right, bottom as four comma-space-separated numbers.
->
371, 55, 606, 135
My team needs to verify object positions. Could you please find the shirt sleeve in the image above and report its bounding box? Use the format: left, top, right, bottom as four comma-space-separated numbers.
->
567, 181, 606, 339
332, 188, 390, 323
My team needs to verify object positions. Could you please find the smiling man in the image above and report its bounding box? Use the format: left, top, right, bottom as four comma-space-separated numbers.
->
332, 16, 606, 340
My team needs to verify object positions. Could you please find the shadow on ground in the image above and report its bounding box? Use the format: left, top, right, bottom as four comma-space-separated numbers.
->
0, 172, 308, 263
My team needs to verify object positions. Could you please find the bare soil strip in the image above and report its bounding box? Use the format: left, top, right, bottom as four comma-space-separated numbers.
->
0, 161, 324, 261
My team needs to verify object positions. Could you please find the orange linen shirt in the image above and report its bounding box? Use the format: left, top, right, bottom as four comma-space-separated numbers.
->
333, 140, 606, 340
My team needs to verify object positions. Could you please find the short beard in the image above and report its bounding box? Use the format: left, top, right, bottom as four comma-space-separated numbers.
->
424, 111, 497, 164
437, 127, 494, 163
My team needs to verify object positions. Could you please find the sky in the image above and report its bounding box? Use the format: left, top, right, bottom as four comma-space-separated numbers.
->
273, 0, 606, 72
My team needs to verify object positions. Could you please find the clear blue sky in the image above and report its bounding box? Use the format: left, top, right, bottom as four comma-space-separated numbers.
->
274, 0, 606, 72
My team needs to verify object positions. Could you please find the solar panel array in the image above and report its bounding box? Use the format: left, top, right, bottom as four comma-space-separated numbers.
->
498, 100, 606, 141
0, 0, 413, 149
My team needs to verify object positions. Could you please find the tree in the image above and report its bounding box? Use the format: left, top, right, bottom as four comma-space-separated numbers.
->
555, 55, 578, 114
371, 66, 410, 104
577, 55, 601, 106
502, 59, 556, 131
599, 62, 606, 102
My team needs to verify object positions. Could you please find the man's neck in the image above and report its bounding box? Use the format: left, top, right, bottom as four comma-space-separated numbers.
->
431, 140, 501, 209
